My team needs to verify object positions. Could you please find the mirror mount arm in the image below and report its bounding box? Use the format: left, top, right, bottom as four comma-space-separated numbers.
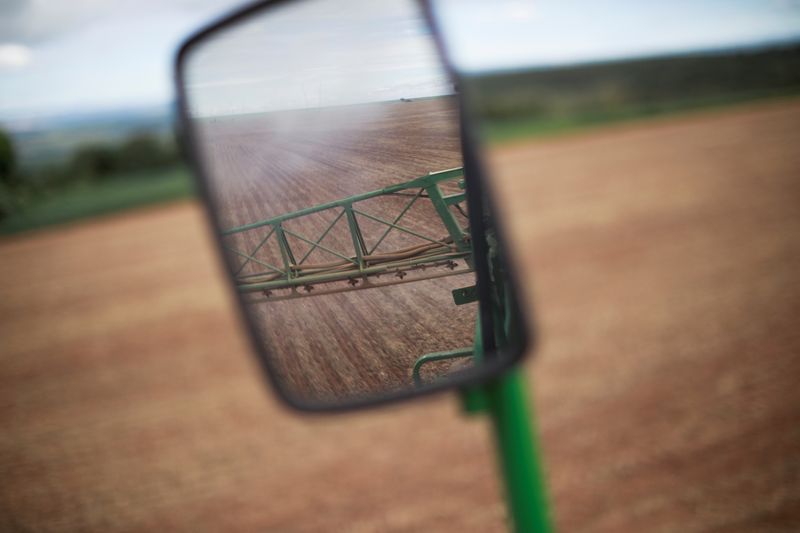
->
459, 373, 553, 532
458, 315, 553, 531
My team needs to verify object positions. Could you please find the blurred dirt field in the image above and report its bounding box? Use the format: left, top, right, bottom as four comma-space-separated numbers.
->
2, 100, 800, 532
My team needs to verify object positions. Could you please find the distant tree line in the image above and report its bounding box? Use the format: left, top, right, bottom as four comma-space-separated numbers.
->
0, 130, 180, 220
50, 132, 180, 184
466, 43, 800, 122
0, 129, 20, 219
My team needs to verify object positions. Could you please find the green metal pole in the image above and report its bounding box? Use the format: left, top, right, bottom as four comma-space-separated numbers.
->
462, 319, 553, 532
484, 370, 553, 533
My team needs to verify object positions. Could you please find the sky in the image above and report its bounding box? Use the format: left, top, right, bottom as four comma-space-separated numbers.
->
434, 0, 800, 72
1, 0, 800, 121
0, 0, 241, 121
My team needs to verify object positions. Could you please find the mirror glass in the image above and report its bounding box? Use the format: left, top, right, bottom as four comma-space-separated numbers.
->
180, 0, 522, 407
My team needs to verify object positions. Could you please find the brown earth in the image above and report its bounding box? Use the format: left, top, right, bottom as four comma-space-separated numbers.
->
2, 100, 800, 531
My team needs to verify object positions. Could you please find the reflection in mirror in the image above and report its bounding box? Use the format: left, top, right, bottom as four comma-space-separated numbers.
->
181, 0, 501, 406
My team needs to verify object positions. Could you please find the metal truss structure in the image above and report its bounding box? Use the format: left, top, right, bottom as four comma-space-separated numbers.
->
224, 167, 475, 301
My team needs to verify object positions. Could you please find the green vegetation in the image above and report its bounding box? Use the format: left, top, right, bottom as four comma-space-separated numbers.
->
483, 89, 800, 142
467, 42, 800, 142
0, 129, 193, 235
0, 166, 192, 234
0, 130, 16, 187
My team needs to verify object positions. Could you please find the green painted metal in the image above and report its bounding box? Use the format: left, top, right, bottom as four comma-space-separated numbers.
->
274, 224, 295, 275
367, 187, 424, 255
455, 215, 552, 531
225, 167, 473, 296
283, 225, 358, 266
459, 317, 488, 414
297, 210, 346, 266
452, 285, 478, 306
413, 297, 480, 387
238, 250, 471, 292
344, 206, 367, 269
222, 167, 465, 235
233, 225, 276, 276
442, 191, 467, 206
483, 371, 553, 533
351, 208, 446, 246
483, 229, 553, 532
224, 245, 285, 276
425, 182, 469, 252
460, 385, 490, 413
411, 347, 474, 386
458, 317, 553, 532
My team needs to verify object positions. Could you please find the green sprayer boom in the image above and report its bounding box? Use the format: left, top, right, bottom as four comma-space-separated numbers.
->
223, 167, 474, 301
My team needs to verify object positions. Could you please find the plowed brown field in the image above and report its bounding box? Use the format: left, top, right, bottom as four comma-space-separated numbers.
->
2, 100, 800, 532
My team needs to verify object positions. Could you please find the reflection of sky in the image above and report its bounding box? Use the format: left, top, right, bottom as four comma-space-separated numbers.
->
1, 0, 799, 119
186, 0, 451, 116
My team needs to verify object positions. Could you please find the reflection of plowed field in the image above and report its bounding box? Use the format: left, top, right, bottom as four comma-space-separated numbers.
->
197, 98, 477, 400
2, 101, 799, 531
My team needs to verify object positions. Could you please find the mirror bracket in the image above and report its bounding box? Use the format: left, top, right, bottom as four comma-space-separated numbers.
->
459, 385, 489, 414
452, 285, 478, 306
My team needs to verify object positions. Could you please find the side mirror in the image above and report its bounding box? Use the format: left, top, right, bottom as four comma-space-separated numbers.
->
174, 0, 529, 411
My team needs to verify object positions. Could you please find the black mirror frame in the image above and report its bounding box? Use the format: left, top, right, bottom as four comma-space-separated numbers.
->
173, 0, 534, 413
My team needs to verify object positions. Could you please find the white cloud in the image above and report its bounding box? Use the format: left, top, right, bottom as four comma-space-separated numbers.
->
0, 0, 234, 44
0, 0, 109, 43
504, 1, 537, 21
0, 43, 32, 67
0, 0, 241, 117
